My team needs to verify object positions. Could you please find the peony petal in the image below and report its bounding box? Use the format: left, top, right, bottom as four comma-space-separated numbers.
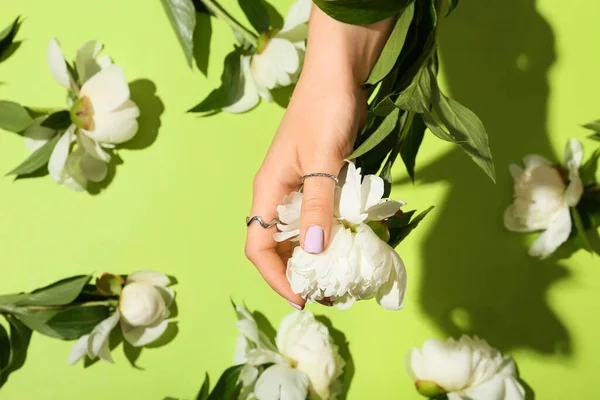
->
254, 364, 309, 400
564, 139, 584, 207
461, 375, 525, 400
223, 56, 260, 113
508, 164, 523, 181
239, 364, 260, 387
126, 270, 171, 287
503, 206, 537, 233
375, 251, 407, 310
277, 0, 311, 43
87, 310, 120, 361
338, 162, 365, 224
366, 199, 406, 222
24, 117, 56, 151
76, 147, 108, 183
280, 0, 312, 33
522, 154, 552, 170
47, 38, 73, 90
68, 335, 89, 365
97, 337, 114, 363
78, 132, 111, 162
79, 64, 130, 111
48, 126, 86, 191
76, 40, 103, 85
83, 99, 140, 144
233, 335, 250, 364
528, 206, 571, 258
361, 174, 385, 210
250, 38, 300, 90
246, 348, 287, 366
121, 319, 169, 347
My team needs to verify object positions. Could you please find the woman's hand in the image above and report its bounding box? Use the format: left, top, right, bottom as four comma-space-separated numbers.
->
245, 6, 395, 309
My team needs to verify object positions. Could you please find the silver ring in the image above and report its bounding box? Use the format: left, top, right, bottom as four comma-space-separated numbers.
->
246, 216, 281, 228
301, 173, 339, 184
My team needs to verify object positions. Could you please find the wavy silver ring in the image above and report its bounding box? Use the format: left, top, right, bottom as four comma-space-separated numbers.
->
246, 216, 281, 228
301, 173, 339, 184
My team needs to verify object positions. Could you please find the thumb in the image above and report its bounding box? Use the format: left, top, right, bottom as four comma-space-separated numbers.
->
299, 163, 343, 254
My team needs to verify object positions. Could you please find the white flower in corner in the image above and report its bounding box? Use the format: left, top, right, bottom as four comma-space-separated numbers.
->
405, 335, 525, 400
504, 139, 584, 258
37, 38, 140, 191
233, 306, 344, 400
275, 161, 407, 310
69, 270, 174, 365
223, 0, 312, 113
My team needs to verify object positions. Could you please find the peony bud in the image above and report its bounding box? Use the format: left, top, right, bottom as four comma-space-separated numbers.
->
119, 282, 168, 327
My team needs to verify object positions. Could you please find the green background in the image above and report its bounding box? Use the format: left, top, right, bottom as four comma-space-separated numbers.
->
1, 0, 599, 398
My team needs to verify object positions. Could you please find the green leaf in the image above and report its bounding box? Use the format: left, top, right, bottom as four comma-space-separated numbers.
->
580, 149, 600, 187
15, 275, 91, 306
0, 100, 33, 133
571, 207, 593, 253
188, 49, 243, 113
41, 110, 71, 130
394, 64, 433, 114
239, 0, 270, 34
6, 132, 61, 176
583, 120, 600, 133
313, 0, 412, 25
161, 0, 197, 68
400, 113, 426, 181
589, 133, 600, 142
349, 109, 400, 159
425, 65, 495, 182
0, 315, 32, 385
196, 373, 210, 400
207, 365, 244, 400
388, 206, 434, 248
0, 323, 9, 375
366, 3, 414, 85
0, 17, 21, 58
46, 306, 111, 340
10, 309, 64, 339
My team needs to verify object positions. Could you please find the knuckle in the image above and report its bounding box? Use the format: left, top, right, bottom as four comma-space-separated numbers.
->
302, 195, 328, 215
244, 242, 261, 264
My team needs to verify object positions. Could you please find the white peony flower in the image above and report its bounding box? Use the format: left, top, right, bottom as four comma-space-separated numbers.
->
405, 335, 525, 400
275, 161, 407, 310
287, 222, 406, 310
504, 139, 584, 258
223, 0, 312, 113
69, 270, 174, 365
39, 38, 140, 191
233, 306, 344, 400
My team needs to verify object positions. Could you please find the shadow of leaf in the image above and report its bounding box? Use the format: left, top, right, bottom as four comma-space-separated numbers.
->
271, 85, 294, 109
123, 340, 144, 370
393, 0, 571, 356
264, 1, 284, 30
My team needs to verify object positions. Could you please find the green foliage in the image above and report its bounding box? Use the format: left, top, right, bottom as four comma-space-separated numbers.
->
207, 365, 244, 400
0, 315, 32, 388
6, 131, 61, 177
41, 110, 71, 130
239, 0, 270, 34
313, 0, 412, 25
188, 48, 243, 113
366, 3, 414, 85
0, 17, 21, 60
0, 100, 32, 133
387, 206, 434, 248
196, 373, 210, 400
161, 0, 197, 68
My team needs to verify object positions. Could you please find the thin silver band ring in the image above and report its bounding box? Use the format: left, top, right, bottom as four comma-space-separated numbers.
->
246, 216, 281, 228
301, 173, 339, 184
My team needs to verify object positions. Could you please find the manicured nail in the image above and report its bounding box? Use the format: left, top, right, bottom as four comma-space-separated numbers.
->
304, 226, 324, 254
287, 300, 303, 310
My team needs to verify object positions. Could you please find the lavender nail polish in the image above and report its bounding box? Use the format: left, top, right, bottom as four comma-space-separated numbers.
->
304, 226, 324, 254
287, 300, 303, 310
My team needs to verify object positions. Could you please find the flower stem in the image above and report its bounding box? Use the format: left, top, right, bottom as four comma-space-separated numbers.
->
201, 0, 258, 48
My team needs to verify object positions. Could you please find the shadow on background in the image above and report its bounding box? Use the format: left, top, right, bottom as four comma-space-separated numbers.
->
315, 316, 354, 400
398, 0, 572, 357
